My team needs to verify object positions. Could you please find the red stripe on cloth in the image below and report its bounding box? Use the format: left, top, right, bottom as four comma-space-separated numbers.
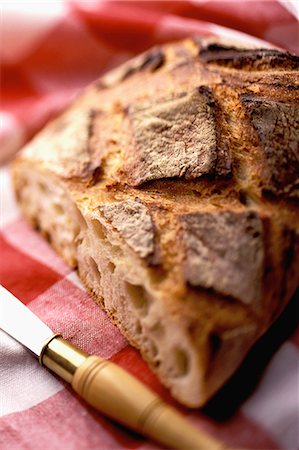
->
0, 388, 148, 450
71, 2, 159, 53
0, 233, 62, 304
1, 65, 39, 102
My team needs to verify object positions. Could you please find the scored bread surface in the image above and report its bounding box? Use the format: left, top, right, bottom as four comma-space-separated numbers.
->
12, 38, 299, 407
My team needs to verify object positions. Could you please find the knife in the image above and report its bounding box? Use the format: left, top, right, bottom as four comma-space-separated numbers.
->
0, 285, 228, 450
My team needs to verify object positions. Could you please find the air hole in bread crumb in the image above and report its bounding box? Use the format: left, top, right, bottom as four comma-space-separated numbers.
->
107, 261, 116, 274
125, 282, 149, 315
238, 189, 257, 207
209, 333, 222, 359
53, 203, 64, 215
43, 229, 51, 243
150, 322, 165, 339
111, 245, 123, 258
135, 320, 142, 334
239, 189, 249, 206
37, 181, 48, 193
149, 341, 158, 357
88, 256, 102, 283
173, 347, 189, 377
76, 209, 87, 230
90, 219, 106, 240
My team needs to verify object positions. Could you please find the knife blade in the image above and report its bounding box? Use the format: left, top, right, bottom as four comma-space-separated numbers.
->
0, 285, 228, 450
0, 285, 54, 356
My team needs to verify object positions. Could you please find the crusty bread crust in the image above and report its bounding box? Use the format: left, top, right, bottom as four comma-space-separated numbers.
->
12, 37, 299, 407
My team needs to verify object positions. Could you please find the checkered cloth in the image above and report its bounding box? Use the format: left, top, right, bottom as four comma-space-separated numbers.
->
1, 2, 298, 449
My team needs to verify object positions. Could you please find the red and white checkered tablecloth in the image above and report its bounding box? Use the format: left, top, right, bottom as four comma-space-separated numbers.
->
1, 2, 298, 449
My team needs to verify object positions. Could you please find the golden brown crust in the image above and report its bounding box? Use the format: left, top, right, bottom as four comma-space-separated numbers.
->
12, 37, 299, 407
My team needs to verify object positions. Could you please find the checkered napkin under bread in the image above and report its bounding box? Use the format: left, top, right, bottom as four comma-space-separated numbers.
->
1, 2, 298, 449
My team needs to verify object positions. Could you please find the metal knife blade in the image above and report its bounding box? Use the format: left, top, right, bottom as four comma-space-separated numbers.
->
0, 285, 55, 356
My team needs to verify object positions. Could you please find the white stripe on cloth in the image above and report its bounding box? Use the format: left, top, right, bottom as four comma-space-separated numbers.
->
278, 0, 299, 19
1, 1, 68, 63
0, 166, 20, 229
66, 271, 85, 291
0, 114, 25, 165
242, 342, 299, 450
0, 329, 63, 417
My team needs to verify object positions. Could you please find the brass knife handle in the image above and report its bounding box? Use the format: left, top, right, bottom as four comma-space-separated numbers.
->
41, 337, 229, 450
72, 356, 227, 450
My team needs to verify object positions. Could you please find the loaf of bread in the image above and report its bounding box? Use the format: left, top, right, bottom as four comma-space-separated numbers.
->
12, 38, 299, 407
